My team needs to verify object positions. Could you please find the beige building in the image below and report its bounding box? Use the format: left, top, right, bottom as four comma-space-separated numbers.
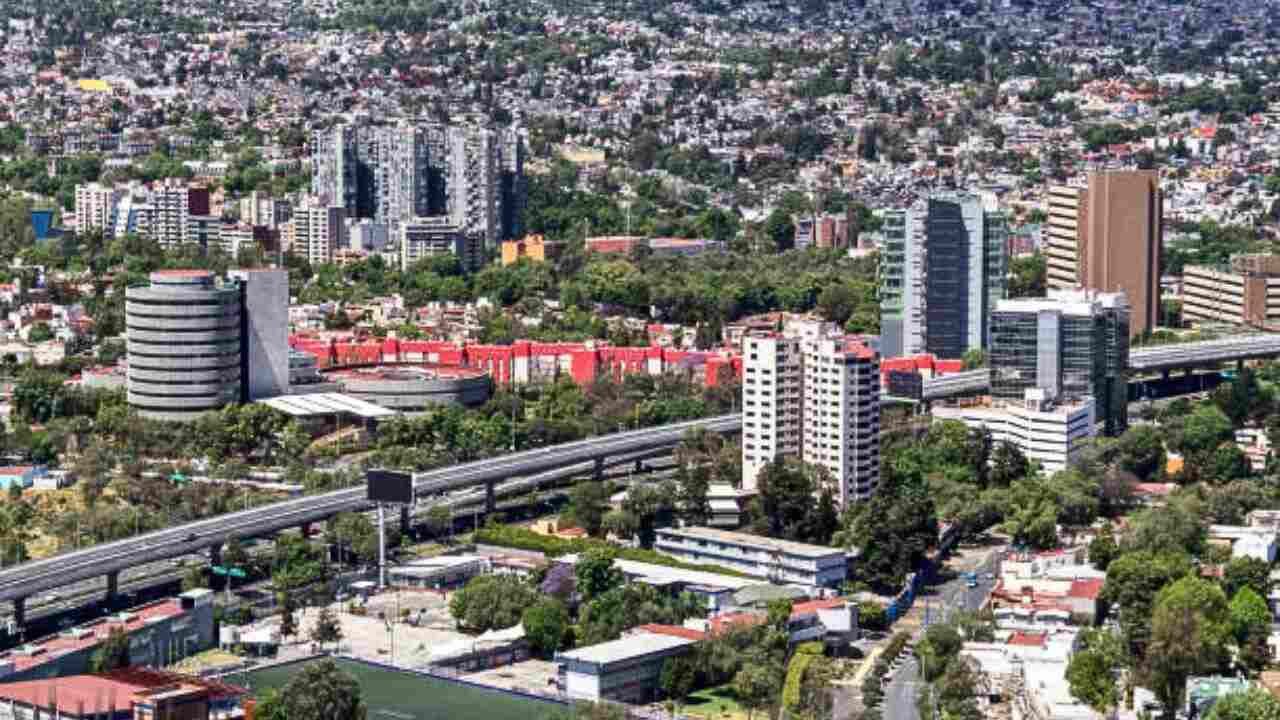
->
288, 200, 345, 266
1182, 255, 1280, 329
73, 182, 119, 234
1044, 171, 1162, 337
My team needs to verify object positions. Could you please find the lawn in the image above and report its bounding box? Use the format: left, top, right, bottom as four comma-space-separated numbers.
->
682, 685, 748, 720
236, 657, 565, 720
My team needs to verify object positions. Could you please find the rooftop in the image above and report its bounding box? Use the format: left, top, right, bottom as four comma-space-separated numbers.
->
557, 630, 695, 667
656, 526, 846, 560
255, 392, 397, 419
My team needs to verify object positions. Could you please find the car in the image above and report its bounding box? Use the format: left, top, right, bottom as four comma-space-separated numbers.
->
185, 533, 198, 543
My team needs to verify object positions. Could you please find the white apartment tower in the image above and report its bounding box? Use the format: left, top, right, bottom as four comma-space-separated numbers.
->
74, 183, 120, 234
741, 334, 803, 490
289, 200, 346, 267
801, 337, 882, 505
742, 324, 881, 508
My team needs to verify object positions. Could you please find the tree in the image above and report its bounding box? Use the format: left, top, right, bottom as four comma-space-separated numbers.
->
915, 623, 964, 682
989, 441, 1029, 488
521, 597, 569, 658
1173, 405, 1234, 481
660, 656, 698, 710
89, 627, 131, 672
565, 481, 610, 537
1066, 630, 1126, 713
837, 469, 938, 592
181, 565, 208, 591
449, 575, 539, 632
574, 548, 624, 602
1102, 551, 1192, 652
1223, 556, 1272, 600
1115, 425, 1166, 481
423, 505, 452, 539
271, 658, 367, 720
1088, 525, 1119, 571
1144, 577, 1231, 717
734, 663, 780, 720
1205, 689, 1280, 720
621, 482, 676, 549
310, 606, 343, 650
280, 591, 298, 642
1229, 587, 1271, 645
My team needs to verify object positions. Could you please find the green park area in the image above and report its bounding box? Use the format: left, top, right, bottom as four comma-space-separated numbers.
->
238, 657, 564, 720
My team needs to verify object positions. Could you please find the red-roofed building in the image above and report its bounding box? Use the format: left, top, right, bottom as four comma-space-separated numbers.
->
631, 624, 707, 641
0, 667, 246, 719
1007, 632, 1047, 648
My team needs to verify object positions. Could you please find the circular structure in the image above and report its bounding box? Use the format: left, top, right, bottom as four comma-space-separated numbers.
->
126, 270, 242, 421
322, 365, 491, 410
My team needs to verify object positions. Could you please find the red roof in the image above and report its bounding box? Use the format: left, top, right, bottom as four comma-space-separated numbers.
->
635, 624, 707, 641
1134, 483, 1176, 496
709, 612, 766, 634
0, 675, 142, 714
790, 598, 847, 619
0, 466, 33, 475
1008, 632, 1047, 648
3, 600, 186, 673
1068, 579, 1104, 600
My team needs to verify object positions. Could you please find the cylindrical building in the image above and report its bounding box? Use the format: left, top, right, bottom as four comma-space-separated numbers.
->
126, 270, 242, 421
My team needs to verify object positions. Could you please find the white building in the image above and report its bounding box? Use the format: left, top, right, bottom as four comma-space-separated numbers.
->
74, 182, 120, 234
556, 632, 698, 703
932, 389, 1097, 474
398, 216, 475, 271
289, 199, 346, 266
741, 322, 880, 506
653, 526, 848, 588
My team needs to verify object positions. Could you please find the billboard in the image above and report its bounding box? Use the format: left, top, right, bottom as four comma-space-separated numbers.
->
367, 469, 414, 504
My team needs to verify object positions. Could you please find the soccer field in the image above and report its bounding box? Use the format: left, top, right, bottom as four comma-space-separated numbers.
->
238, 657, 566, 720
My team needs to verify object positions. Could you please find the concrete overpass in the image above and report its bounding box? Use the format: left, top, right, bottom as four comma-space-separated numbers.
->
0, 415, 742, 625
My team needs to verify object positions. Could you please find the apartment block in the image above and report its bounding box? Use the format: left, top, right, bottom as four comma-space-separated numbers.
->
801, 337, 881, 505
989, 289, 1130, 436
1044, 171, 1162, 337
741, 322, 880, 507
73, 182, 120, 234
879, 193, 1007, 359
288, 200, 346, 266
1182, 255, 1280, 329
741, 333, 803, 490
398, 216, 477, 271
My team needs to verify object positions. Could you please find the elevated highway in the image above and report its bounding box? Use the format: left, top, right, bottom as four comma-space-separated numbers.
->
0, 415, 741, 622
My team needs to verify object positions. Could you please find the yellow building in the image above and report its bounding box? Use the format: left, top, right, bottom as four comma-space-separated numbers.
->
501, 234, 562, 266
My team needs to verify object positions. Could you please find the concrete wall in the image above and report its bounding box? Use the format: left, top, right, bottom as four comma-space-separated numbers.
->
228, 269, 289, 400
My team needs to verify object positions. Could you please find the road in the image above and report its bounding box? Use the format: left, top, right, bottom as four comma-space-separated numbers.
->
0, 414, 741, 611
881, 545, 1003, 720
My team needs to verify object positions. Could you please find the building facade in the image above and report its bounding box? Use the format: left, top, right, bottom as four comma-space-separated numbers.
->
932, 391, 1097, 473
800, 337, 881, 505
312, 121, 525, 254
1045, 171, 1162, 337
398, 216, 475, 271
127, 270, 289, 420
653, 526, 848, 587
1182, 255, 1280, 329
988, 289, 1130, 436
741, 333, 803, 491
288, 200, 345, 266
879, 193, 1007, 359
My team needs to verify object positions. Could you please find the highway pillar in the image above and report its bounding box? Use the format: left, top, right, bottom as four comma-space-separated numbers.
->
485, 480, 496, 514
299, 522, 313, 537
400, 505, 411, 538
105, 571, 119, 608
1161, 369, 1170, 382
593, 458, 604, 481
12, 597, 23, 629
1238, 358, 1246, 372
208, 545, 222, 568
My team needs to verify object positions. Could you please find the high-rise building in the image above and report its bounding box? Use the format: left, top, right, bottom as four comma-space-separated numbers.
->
288, 200, 345, 266
1044, 171, 1162, 337
125, 270, 242, 421
126, 269, 289, 421
742, 322, 880, 508
988, 289, 1130, 436
74, 182, 120, 234
879, 193, 1007, 359
800, 337, 881, 506
311, 121, 525, 256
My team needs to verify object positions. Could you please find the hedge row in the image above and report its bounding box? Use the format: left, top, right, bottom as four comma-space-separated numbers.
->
474, 524, 755, 579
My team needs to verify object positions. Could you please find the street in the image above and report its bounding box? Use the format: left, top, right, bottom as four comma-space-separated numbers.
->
880, 544, 1003, 720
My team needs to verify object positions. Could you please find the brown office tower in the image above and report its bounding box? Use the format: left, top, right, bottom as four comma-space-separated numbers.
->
1044, 171, 1161, 337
